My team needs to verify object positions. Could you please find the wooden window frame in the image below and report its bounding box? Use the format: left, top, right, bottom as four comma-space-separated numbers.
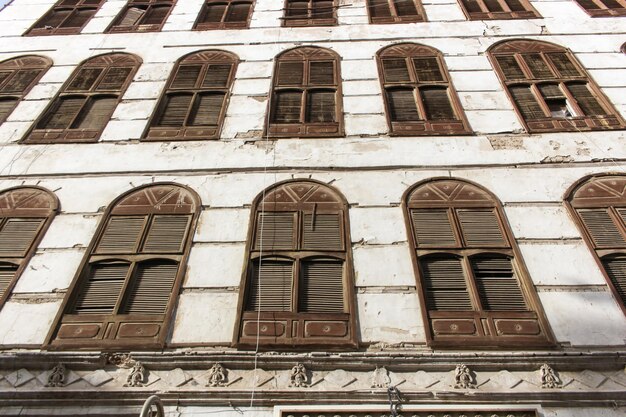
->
267, 47, 344, 138
403, 178, 554, 348
458, 0, 540, 20
366, 0, 427, 24
22, 53, 140, 144
377, 43, 472, 136
565, 174, 626, 315
193, 0, 255, 30
234, 179, 358, 349
45, 183, 200, 350
142, 50, 238, 141
574, 0, 626, 17
0, 187, 58, 310
488, 39, 626, 134
25, 0, 105, 36
0, 55, 52, 125
282, 0, 337, 27
106, 0, 176, 33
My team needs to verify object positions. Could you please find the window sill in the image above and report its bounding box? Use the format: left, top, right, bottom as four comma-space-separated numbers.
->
143, 126, 221, 141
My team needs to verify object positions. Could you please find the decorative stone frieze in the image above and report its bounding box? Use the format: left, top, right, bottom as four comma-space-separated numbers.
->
45, 363, 65, 387
454, 364, 475, 389
289, 363, 308, 388
539, 364, 561, 389
206, 363, 227, 387
124, 361, 146, 388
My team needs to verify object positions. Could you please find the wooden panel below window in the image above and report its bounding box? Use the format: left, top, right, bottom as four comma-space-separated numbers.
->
390, 120, 469, 135
524, 115, 623, 133
268, 122, 340, 137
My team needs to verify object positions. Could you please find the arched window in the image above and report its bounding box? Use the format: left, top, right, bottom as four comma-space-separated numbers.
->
282, 0, 337, 27
267, 47, 343, 138
143, 50, 238, 141
366, 0, 426, 23
488, 40, 625, 134
0, 187, 58, 309
566, 175, 626, 314
458, 0, 540, 19
26, 0, 105, 36
24, 53, 140, 144
0, 56, 52, 125
574, 0, 625, 17
193, 0, 254, 29
47, 183, 199, 349
236, 180, 357, 348
107, 0, 175, 33
404, 178, 553, 348
377, 43, 471, 136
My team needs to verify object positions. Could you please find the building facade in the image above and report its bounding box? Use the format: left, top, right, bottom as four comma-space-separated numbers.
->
0, 0, 625, 415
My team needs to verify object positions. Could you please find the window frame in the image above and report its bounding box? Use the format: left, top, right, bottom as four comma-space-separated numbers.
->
376, 43, 472, 136
0, 55, 52, 125
366, 0, 427, 24
234, 179, 358, 349
25, 0, 105, 36
488, 39, 626, 134
574, 0, 626, 17
193, 0, 255, 30
402, 177, 554, 348
106, 0, 176, 33
266, 46, 344, 138
457, 0, 540, 20
565, 174, 626, 316
22, 53, 141, 144
282, 0, 338, 27
142, 50, 238, 141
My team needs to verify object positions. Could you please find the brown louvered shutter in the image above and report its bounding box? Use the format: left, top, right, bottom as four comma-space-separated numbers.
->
495, 56, 526, 80
273, 91, 302, 123
387, 88, 419, 121
142, 215, 190, 253
577, 0, 601, 8
420, 256, 472, 311
306, 90, 335, 122
510, 86, 545, 120
523, 54, 554, 79
302, 213, 342, 250
413, 57, 443, 82
411, 209, 457, 247
118, 7, 145, 26
255, 212, 296, 250
277, 62, 304, 86
311, 0, 334, 19
394, 0, 418, 16
462, 0, 483, 12
0, 263, 17, 296
309, 61, 334, 85
61, 8, 94, 28
95, 216, 146, 254
369, 0, 392, 19
0, 99, 17, 122
67, 68, 103, 91
73, 96, 117, 130
578, 209, 626, 247
568, 83, 607, 116
484, 0, 504, 10
0, 71, 11, 86
471, 256, 527, 311
246, 260, 293, 311
0, 218, 45, 256
157, 94, 193, 126
457, 209, 507, 246
38, 10, 70, 29
603, 256, 626, 306
73, 262, 129, 314
2, 70, 42, 93
299, 260, 344, 312
202, 64, 232, 87
226, 2, 251, 22
142, 5, 170, 25
121, 260, 179, 314
506, 0, 526, 11
382, 59, 411, 83
548, 53, 581, 78
171, 65, 202, 89
202, 3, 226, 22
39, 96, 86, 129
421, 87, 455, 120
189, 93, 225, 126
97, 67, 133, 90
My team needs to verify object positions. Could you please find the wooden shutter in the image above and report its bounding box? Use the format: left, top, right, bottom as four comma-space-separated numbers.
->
67, 68, 103, 91
0, 218, 45, 256
509, 85, 545, 120
387, 88, 419, 121
142, 215, 190, 253
299, 259, 344, 312
246, 260, 293, 311
255, 212, 296, 250
420, 256, 472, 311
97, 67, 133, 90
73, 96, 117, 130
484, 0, 504, 10
0, 99, 17, 122
568, 83, 607, 116
121, 260, 179, 314
1, 70, 42, 93
73, 262, 129, 314
394, 0, 418, 16
506, 0, 526, 11
411, 209, 457, 247
118, 7, 146, 26
306, 90, 335, 122
171, 65, 202, 89
202, 64, 232, 88
462, 0, 483, 13
311, 0, 334, 19
189, 93, 225, 126
272, 91, 302, 123
0, 263, 17, 296
369, 0, 392, 19
522, 54, 554, 79
602, 256, 626, 306
412, 57, 444, 82
421, 87, 455, 120
495, 56, 526, 80
38, 10, 70, 29
203, 3, 226, 22
226, 2, 251, 22
548, 53, 582, 77
61, 8, 94, 28
471, 256, 527, 311
578, 209, 626, 247
95, 216, 146, 254
382, 59, 411, 83
142, 5, 170, 26
309, 62, 335, 85
302, 213, 342, 250
457, 209, 506, 246
277, 62, 304, 86
157, 94, 193, 126
577, 0, 601, 8
0, 71, 11, 86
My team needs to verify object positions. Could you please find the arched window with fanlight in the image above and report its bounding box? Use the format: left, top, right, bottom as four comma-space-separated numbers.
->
236, 180, 357, 348
403, 178, 553, 348
47, 183, 199, 349
488, 39, 625, 134
0, 187, 58, 310
566, 174, 626, 315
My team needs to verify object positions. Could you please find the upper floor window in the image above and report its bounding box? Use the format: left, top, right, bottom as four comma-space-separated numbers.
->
0, 187, 58, 310
377, 43, 471, 136
193, 0, 254, 29
0, 56, 52, 125
107, 0, 175, 33
566, 175, 626, 314
489, 40, 626, 133
267, 47, 344, 138
26, 0, 105, 36
47, 183, 200, 350
574, 0, 625, 17
404, 178, 553, 348
236, 180, 357, 349
458, 0, 540, 19
23, 53, 140, 144
282, 0, 337, 27
366, 0, 426, 23
144, 50, 238, 141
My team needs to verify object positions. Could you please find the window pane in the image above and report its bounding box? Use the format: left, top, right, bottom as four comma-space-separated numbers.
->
411, 209, 457, 247
121, 260, 178, 314
1, 69, 41, 93
382, 58, 411, 83
471, 256, 527, 311
538, 84, 571, 118
568, 83, 607, 116
246, 260, 293, 312
387, 88, 419, 121
0, 71, 11, 87
143, 215, 190, 253
201, 3, 227, 23
420, 256, 473, 311
576, 0, 600, 9
421, 87, 455, 120
603, 255, 626, 306
523, 54, 554, 79
96, 215, 145, 253
0, 218, 44, 256
277, 62, 304, 86
189, 93, 225, 126
0, 98, 17, 122
309, 61, 335, 85
202, 64, 232, 88
255, 212, 296, 250
61, 8, 95, 28
171, 65, 202, 89
72, 96, 117, 130
496, 56, 526, 80
272, 91, 302, 123
394, 0, 418, 16
116, 6, 146, 26
579, 209, 626, 247
156, 94, 193, 127
299, 260, 344, 313
36, 9, 70, 29
369, 0, 392, 18
506, 0, 527, 11
286, 1, 308, 18
548, 53, 582, 78
97, 67, 133, 91
67, 67, 103, 91
225, 2, 252, 22
311, 0, 334, 19
73, 262, 129, 314
601, 0, 623, 8
302, 213, 342, 250
457, 209, 506, 246
484, 0, 504, 11
141, 5, 170, 26
0, 263, 18, 296
509, 85, 544, 120
307, 90, 336, 122
462, 0, 483, 13
413, 57, 444, 82
38, 96, 86, 129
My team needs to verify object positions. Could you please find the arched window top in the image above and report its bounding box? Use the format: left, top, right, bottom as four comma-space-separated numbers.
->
0, 55, 52, 70
277, 46, 339, 62
112, 183, 199, 215
567, 174, 626, 207
78, 52, 142, 70
378, 42, 442, 58
406, 178, 497, 208
258, 179, 345, 211
489, 39, 567, 55
177, 49, 239, 65
0, 186, 59, 216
